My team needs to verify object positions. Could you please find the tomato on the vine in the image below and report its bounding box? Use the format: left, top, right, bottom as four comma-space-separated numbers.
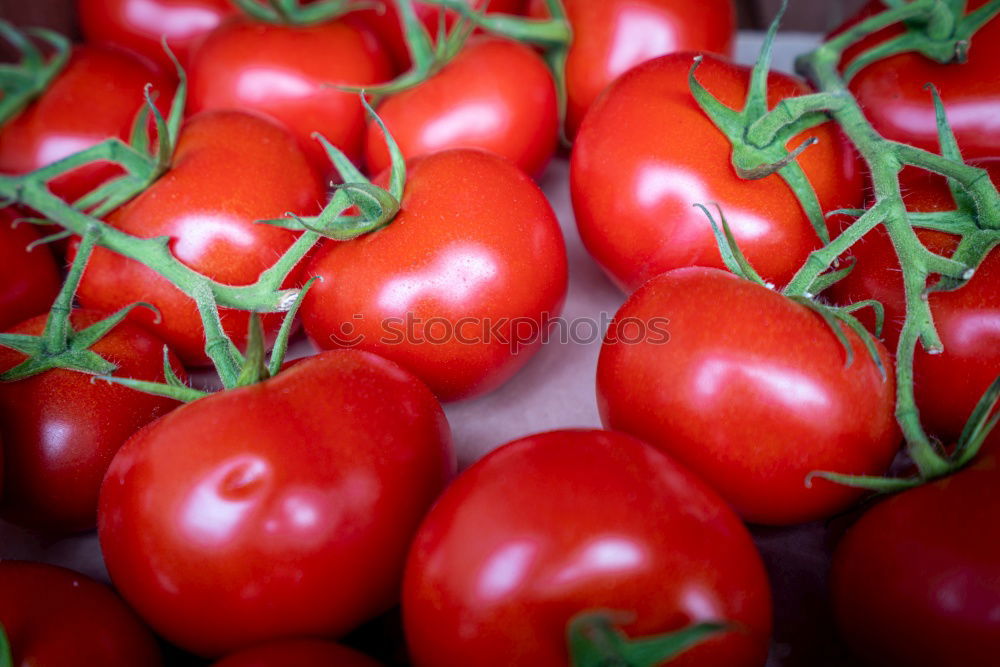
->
571, 52, 863, 294
75, 110, 324, 366
0, 560, 163, 666
364, 36, 558, 178
0, 310, 185, 533
830, 432, 1000, 667
99, 350, 454, 657
529, 0, 736, 138
0, 45, 175, 205
188, 17, 393, 172
832, 0, 1000, 159
0, 208, 61, 331
78, 0, 237, 70
212, 639, 382, 667
827, 161, 1000, 442
301, 149, 567, 402
597, 267, 900, 525
403, 428, 772, 667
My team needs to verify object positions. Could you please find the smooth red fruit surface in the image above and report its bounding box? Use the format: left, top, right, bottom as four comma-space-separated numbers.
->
833, 0, 1000, 159
353, 0, 525, 72
529, 0, 736, 137
0, 310, 184, 533
831, 439, 1000, 666
75, 110, 323, 366
403, 429, 772, 667
78, 0, 236, 70
0, 561, 162, 666
365, 37, 558, 178
212, 639, 382, 667
571, 52, 862, 294
188, 18, 393, 172
99, 350, 454, 657
598, 268, 900, 525
301, 149, 567, 402
0, 45, 175, 205
0, 209, 61, 331
827, 161, 1000, 442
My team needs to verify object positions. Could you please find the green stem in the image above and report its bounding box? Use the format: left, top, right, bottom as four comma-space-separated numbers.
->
42, 225, 99, 355
745, 92, 846, 147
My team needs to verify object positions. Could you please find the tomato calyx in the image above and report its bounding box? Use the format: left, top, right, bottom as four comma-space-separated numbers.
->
231, 0, 366, 25
0, 21, 70, 127
0, 622, 11, 667
838, 0, 1000, 82
0, 226, 163, 382
567, 611, 729, 667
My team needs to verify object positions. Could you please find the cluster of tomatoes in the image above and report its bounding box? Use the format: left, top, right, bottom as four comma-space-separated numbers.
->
1, 0, 999, 665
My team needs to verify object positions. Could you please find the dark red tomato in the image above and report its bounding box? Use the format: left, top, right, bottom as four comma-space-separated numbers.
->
75, 110, 324, 366
99, 350, 454, 657
0, 561, 162, 666
832, 0, 1000, 159
571, 52, 863, 294
364, 36, 558, 178
352, 0, 526, 73
0, 45, 175, 205
403, 429, 773, 667
78, 0, 238, 71
0, 310, 185, 533
529, 0, 736, 138
597, 268, 900, 525
827, 161, 1000, 442
830, 433, 1000, 666
188, 18, 393, 173
301, 149, 567, 402
212, 639, 382, 667
0, 208, 61, 331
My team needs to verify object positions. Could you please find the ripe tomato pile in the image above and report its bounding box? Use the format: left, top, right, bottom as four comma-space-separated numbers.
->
1, 1, 998, 666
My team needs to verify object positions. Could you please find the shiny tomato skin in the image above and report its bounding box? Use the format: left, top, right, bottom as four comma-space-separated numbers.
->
75, 110, 324, 366
99, 350, 454, 657
529, 0, 736, 138
0, 45, 175, 205
403, 429, 773, 667
571, 52, 863, 294
597, 268, 900, 525
364, 36, 558, 178
0, 209, 61, 331
212, 639, 382, 667
0, 310, 185, 533
831, 440, 1000, 666
827, 162, 1000, 442
352, 0, 525, 73
833, 0, 1000, 159
0, 561, 163, 666
301, 149, 567, 402
188, 18, 393, 172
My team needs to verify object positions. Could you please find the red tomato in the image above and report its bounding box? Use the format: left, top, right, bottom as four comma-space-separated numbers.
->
403, 429, 773, 667
0, 209, 61, 331
827, 161, 1000, 442
597, 268, 900, 525
352, 0, 526, 73
99, 350, 454, 657
0, 310, 185, 533
571, 52, 863, 294
529, 0, 736, 138
830, 436, 1000, 666
0, 45, 175, 205
833, 0, 1000, 159
0, 560, 162, 666
301, 149, 567, 402
188, 17, 393, 173
364, 36, 558, 178
78, 0, 238, 71
74, 110, 324, 366
212, 639, 382, 667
